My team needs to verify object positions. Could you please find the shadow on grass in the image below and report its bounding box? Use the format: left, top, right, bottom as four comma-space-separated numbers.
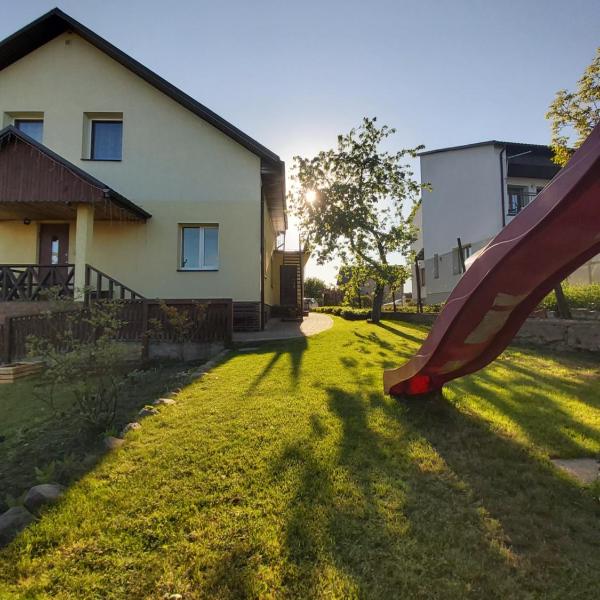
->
271, 375, 600, 596
245, 336, 308, 391
373, 320, 426, 344
0, 359, 220, 512
452, 362, 600, 457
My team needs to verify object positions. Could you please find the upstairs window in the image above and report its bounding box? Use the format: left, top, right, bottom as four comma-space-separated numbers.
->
14, 119, 43, 143
433, 253, 440, 279
180, 225, 219, 270
91, 120, 123, 160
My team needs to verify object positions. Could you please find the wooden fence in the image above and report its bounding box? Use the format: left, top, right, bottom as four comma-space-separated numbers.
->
0, 299, 233, 364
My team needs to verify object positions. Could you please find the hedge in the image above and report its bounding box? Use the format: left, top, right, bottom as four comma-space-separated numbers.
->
540, 284, 600, 311
383, 303, 442, 314
314, 306, 372, 320
314, 304, 442, 320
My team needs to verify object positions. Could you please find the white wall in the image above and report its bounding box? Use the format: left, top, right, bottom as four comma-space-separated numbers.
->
420, 144, 503, 300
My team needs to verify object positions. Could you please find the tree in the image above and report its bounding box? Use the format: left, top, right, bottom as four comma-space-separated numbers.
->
386, 264, 410, 311
546, 48, 599, 316
290, 118, 426, 323
303, 277, 327, 303
546, 47, 600, 166
337, 263, 370, 307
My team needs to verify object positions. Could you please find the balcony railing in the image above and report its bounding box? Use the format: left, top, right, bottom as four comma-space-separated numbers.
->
0, 264, 75, 301
507, 190, 538, 216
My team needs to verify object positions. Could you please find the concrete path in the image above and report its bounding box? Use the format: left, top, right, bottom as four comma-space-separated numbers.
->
233, 312, 333, 343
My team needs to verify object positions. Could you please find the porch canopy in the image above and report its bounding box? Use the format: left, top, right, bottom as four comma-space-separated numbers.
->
0, 125, 151, 222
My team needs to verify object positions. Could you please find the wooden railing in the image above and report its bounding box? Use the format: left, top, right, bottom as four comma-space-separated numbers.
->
84, 264, 144, 302
0, 264, 75, 301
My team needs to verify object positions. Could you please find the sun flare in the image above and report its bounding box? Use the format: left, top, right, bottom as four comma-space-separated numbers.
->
305, 190, 317, 203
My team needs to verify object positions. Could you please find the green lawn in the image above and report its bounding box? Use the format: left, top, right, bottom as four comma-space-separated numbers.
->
0, 364, 191, 511
0, 318, 599, 598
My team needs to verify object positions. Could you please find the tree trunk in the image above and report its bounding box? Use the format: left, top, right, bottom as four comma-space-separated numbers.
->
554, 283, 572, 319
372, 284, 384, 323
392, 288, 397, 312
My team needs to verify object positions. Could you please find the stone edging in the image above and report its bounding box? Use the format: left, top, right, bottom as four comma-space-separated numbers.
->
0, 349, 232, 548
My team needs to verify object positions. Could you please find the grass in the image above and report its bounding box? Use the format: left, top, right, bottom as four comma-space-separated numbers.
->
0, 318, 599, 598
0, 364, 193, 511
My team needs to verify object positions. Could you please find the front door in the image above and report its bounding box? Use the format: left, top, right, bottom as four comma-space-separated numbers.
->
38, 224, 70, 287
280, 265, 298, 306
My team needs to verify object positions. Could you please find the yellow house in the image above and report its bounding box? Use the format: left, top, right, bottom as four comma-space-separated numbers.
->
0, 8, 306, 330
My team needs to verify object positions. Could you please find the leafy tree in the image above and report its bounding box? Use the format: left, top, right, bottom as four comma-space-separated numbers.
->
546, 48, 599, 316
546, 47, 600, 166
290, 118, 426, 322
386, 264, 410, 311
303, 277, 327, 302
337, 263, 370, 307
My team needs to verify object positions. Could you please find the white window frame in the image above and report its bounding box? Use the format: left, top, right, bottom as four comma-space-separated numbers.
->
179, 224, 219, 271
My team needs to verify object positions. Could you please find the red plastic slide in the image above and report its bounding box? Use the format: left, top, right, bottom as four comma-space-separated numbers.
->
384, 123, 600, 397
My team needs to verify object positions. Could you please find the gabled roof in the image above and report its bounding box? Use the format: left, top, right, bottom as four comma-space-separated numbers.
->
0, 8, 282, 167
0, 125, 151, 221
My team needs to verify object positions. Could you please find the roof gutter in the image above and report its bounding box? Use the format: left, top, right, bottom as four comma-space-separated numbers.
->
499, 145, 506, 227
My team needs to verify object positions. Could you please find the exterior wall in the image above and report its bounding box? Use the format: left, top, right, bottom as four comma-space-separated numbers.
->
567, 257, 600, 285
410, 204, 426, 301
420, 144, 503, 302
0, 33, 264, 301
423, 237, 493, 305
262, 196, 278, 307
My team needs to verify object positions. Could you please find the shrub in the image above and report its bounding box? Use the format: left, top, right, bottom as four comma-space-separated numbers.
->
314, 306, 372, 320
27, 294, 131, 433
540, 284, 600, 312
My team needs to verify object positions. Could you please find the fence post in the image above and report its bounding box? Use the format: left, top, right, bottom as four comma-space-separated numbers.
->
225, 300, 234, 347
141, 300, 150, 361
2, 317, 12, 364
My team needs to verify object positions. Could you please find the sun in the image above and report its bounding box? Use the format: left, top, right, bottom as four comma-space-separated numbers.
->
305, 190, 317, 203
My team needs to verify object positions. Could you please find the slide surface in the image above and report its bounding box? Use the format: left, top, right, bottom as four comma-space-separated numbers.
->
384, 124, 600, 397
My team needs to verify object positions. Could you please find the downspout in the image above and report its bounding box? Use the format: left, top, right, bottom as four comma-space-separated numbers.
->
499, 146, 507, 227
260, 187, 265, 330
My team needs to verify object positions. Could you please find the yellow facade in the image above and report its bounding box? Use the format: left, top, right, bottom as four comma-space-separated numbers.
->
0, 32, 280, 302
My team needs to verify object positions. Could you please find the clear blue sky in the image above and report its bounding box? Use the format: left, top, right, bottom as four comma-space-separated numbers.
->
3, 1, 599, 284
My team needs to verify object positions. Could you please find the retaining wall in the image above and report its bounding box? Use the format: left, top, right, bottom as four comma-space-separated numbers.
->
383, 312, 600, 353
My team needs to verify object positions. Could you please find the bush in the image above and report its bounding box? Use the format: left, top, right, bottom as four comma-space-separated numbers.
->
314, 306, 372, 320
540, 284, 600, 312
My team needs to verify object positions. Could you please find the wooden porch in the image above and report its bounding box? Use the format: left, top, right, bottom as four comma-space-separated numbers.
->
0, 264, 144, 303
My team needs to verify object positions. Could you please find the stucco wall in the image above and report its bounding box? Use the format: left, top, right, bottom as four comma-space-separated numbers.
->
0, 33, 266, 301
420, 144, 503, 301
263, 196, 278, 306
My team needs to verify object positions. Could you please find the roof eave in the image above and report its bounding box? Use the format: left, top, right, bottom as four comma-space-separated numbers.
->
0, 7, 282, 167
0, 125, 151, 221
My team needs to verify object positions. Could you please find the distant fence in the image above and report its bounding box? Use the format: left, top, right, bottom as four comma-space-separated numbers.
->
0, 299, 233, 364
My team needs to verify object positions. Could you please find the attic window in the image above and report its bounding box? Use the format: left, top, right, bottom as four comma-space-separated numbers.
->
83, 112, 123, 160
14, 119, 44, 143
91, 120, 122, 160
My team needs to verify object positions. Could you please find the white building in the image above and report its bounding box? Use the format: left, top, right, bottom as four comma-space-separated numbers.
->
412, 140, 600, 305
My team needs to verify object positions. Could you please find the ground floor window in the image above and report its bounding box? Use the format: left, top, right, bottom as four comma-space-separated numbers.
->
180, 225, 219, 270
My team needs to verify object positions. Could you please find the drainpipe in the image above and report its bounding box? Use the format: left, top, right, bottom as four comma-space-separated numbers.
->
499, 146, 506, 227
260, 188, 265, 330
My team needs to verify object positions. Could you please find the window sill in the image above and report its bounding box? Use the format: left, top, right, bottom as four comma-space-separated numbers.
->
81, 158, 122, 162
177, 268, 219, 272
